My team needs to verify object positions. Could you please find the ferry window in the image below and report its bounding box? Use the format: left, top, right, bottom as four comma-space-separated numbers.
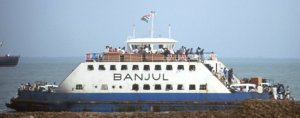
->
200, 84, 207, 90
249, 86, 255, 91
166, 65, 173, 70
189, 84, 196, 90
95, 85, 97, 88
143, 84, 150, 90
177, 65, 184, 70
87, 65, 94, 71
177, 84, 184, 90
132, 84, 139, 91
132, 65, 139, 70
166, 84, 173, 90
112, 85, 115, 89
154, 84, 161, 90
119, 86, 122, 89
189, 65, 196, 71
110, 65, 116, 70
144, 65, 150, 71
101, 84, 108, 90
121, 65, 127, 70
99, 65, 105, 70
155, 65, 161, 70
75, 84, 83, 90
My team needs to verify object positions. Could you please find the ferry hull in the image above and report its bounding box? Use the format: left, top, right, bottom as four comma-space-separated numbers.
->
6, 92, 271, 112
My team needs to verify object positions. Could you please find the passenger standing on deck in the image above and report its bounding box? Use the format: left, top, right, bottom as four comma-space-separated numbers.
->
200, 49, 204, 60
121, 47, 126, 54
105, 46, 109, 53
185, 48, 190, 57
196, 47, 201, 55
210, 52, 217, 60
285, 85, 291, 100
144, 46, 149, 53
164, 48, 170, 57
117, 47, 121, 52
190, 48, 193, 54
223, 68, 228, 79
272, 85, 278, 100
228, 68, 233, 84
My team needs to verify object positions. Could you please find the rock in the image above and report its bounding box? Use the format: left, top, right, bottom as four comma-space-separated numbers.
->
1, 100, 300, 118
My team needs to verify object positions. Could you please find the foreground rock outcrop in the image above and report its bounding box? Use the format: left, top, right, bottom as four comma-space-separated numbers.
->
1, 100, 300, 118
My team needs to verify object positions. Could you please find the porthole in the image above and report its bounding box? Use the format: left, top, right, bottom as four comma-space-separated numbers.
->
189, 65, 196, 71
87, 65, 94, 71
177, 84, 184, 90
143, 84, 150, 90
101, 84, 108, 90
200, 84, 207, 90
132, 65, 139, 70
155, 65, 161, 70
177, 65, 184, 70
98, 65, 105, 70
121, 65, 127, 70
166, 84, 173, 90
132, 84, 139, 91
166, 65, 173, 70
154, 84, 161, 90
76, 84, 83, 90
110, 65, 116, 70
189, 84, 196, 90
144, 65, 150, 71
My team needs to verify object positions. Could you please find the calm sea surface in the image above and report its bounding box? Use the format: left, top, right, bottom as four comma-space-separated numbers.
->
0, 57, 299, 112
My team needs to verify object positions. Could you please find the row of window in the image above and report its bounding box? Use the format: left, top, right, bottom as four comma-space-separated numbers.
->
87, 64, 196, 71
75, 84, 207, 91
132, 84, 207, 91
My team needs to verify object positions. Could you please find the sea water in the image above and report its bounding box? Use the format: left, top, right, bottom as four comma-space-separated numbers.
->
0, 57, 299, 112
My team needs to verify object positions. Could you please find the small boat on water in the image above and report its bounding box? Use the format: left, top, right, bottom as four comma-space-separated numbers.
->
0, 42, 20, 67
6, 12, 293, 112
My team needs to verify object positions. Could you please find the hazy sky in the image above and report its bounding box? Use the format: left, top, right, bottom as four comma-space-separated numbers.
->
0, 0, 299, 58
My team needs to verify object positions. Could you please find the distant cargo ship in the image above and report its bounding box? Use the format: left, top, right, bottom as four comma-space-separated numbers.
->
0, 54, 20, 67
0, 41, 20, 67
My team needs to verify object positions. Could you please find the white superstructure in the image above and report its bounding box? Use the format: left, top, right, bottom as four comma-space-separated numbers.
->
56, 37, 239, 94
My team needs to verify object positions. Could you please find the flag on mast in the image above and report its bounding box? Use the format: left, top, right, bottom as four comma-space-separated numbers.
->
0, 41, 3, 47
141, 11, 156, 38
141, 13, 151, 23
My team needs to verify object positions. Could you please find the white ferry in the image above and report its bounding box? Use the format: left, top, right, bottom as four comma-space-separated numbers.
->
6, 13, 292, 112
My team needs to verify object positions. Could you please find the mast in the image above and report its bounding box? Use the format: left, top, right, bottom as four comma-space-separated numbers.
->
168, 24, 171, 39
150, 11, 155, 38
132, 24, 136, 38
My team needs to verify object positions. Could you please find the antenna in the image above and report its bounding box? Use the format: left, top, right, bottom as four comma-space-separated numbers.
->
150, 11, 155, 38
168, 24, 171, 39
133, 24, 136, 38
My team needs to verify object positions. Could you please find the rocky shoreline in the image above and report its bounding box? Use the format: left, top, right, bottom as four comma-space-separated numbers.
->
1, 100, 300, 118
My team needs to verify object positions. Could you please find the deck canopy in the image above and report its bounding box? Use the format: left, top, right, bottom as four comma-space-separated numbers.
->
127, 38, 177, 52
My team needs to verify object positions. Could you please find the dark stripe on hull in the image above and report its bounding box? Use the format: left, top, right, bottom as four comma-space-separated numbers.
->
6, 92, 271, 112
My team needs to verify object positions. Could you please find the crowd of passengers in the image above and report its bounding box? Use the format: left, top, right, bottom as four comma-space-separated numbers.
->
103, 45, 206, 59
229, 83, 292, 100
18, 81, 57, 93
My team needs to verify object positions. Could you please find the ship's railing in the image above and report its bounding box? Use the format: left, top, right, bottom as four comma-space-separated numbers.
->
18, 81, 58, 93
86, 52, 204, 62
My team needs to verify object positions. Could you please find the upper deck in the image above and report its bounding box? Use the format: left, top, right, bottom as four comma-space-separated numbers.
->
86, 38, 215, 62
